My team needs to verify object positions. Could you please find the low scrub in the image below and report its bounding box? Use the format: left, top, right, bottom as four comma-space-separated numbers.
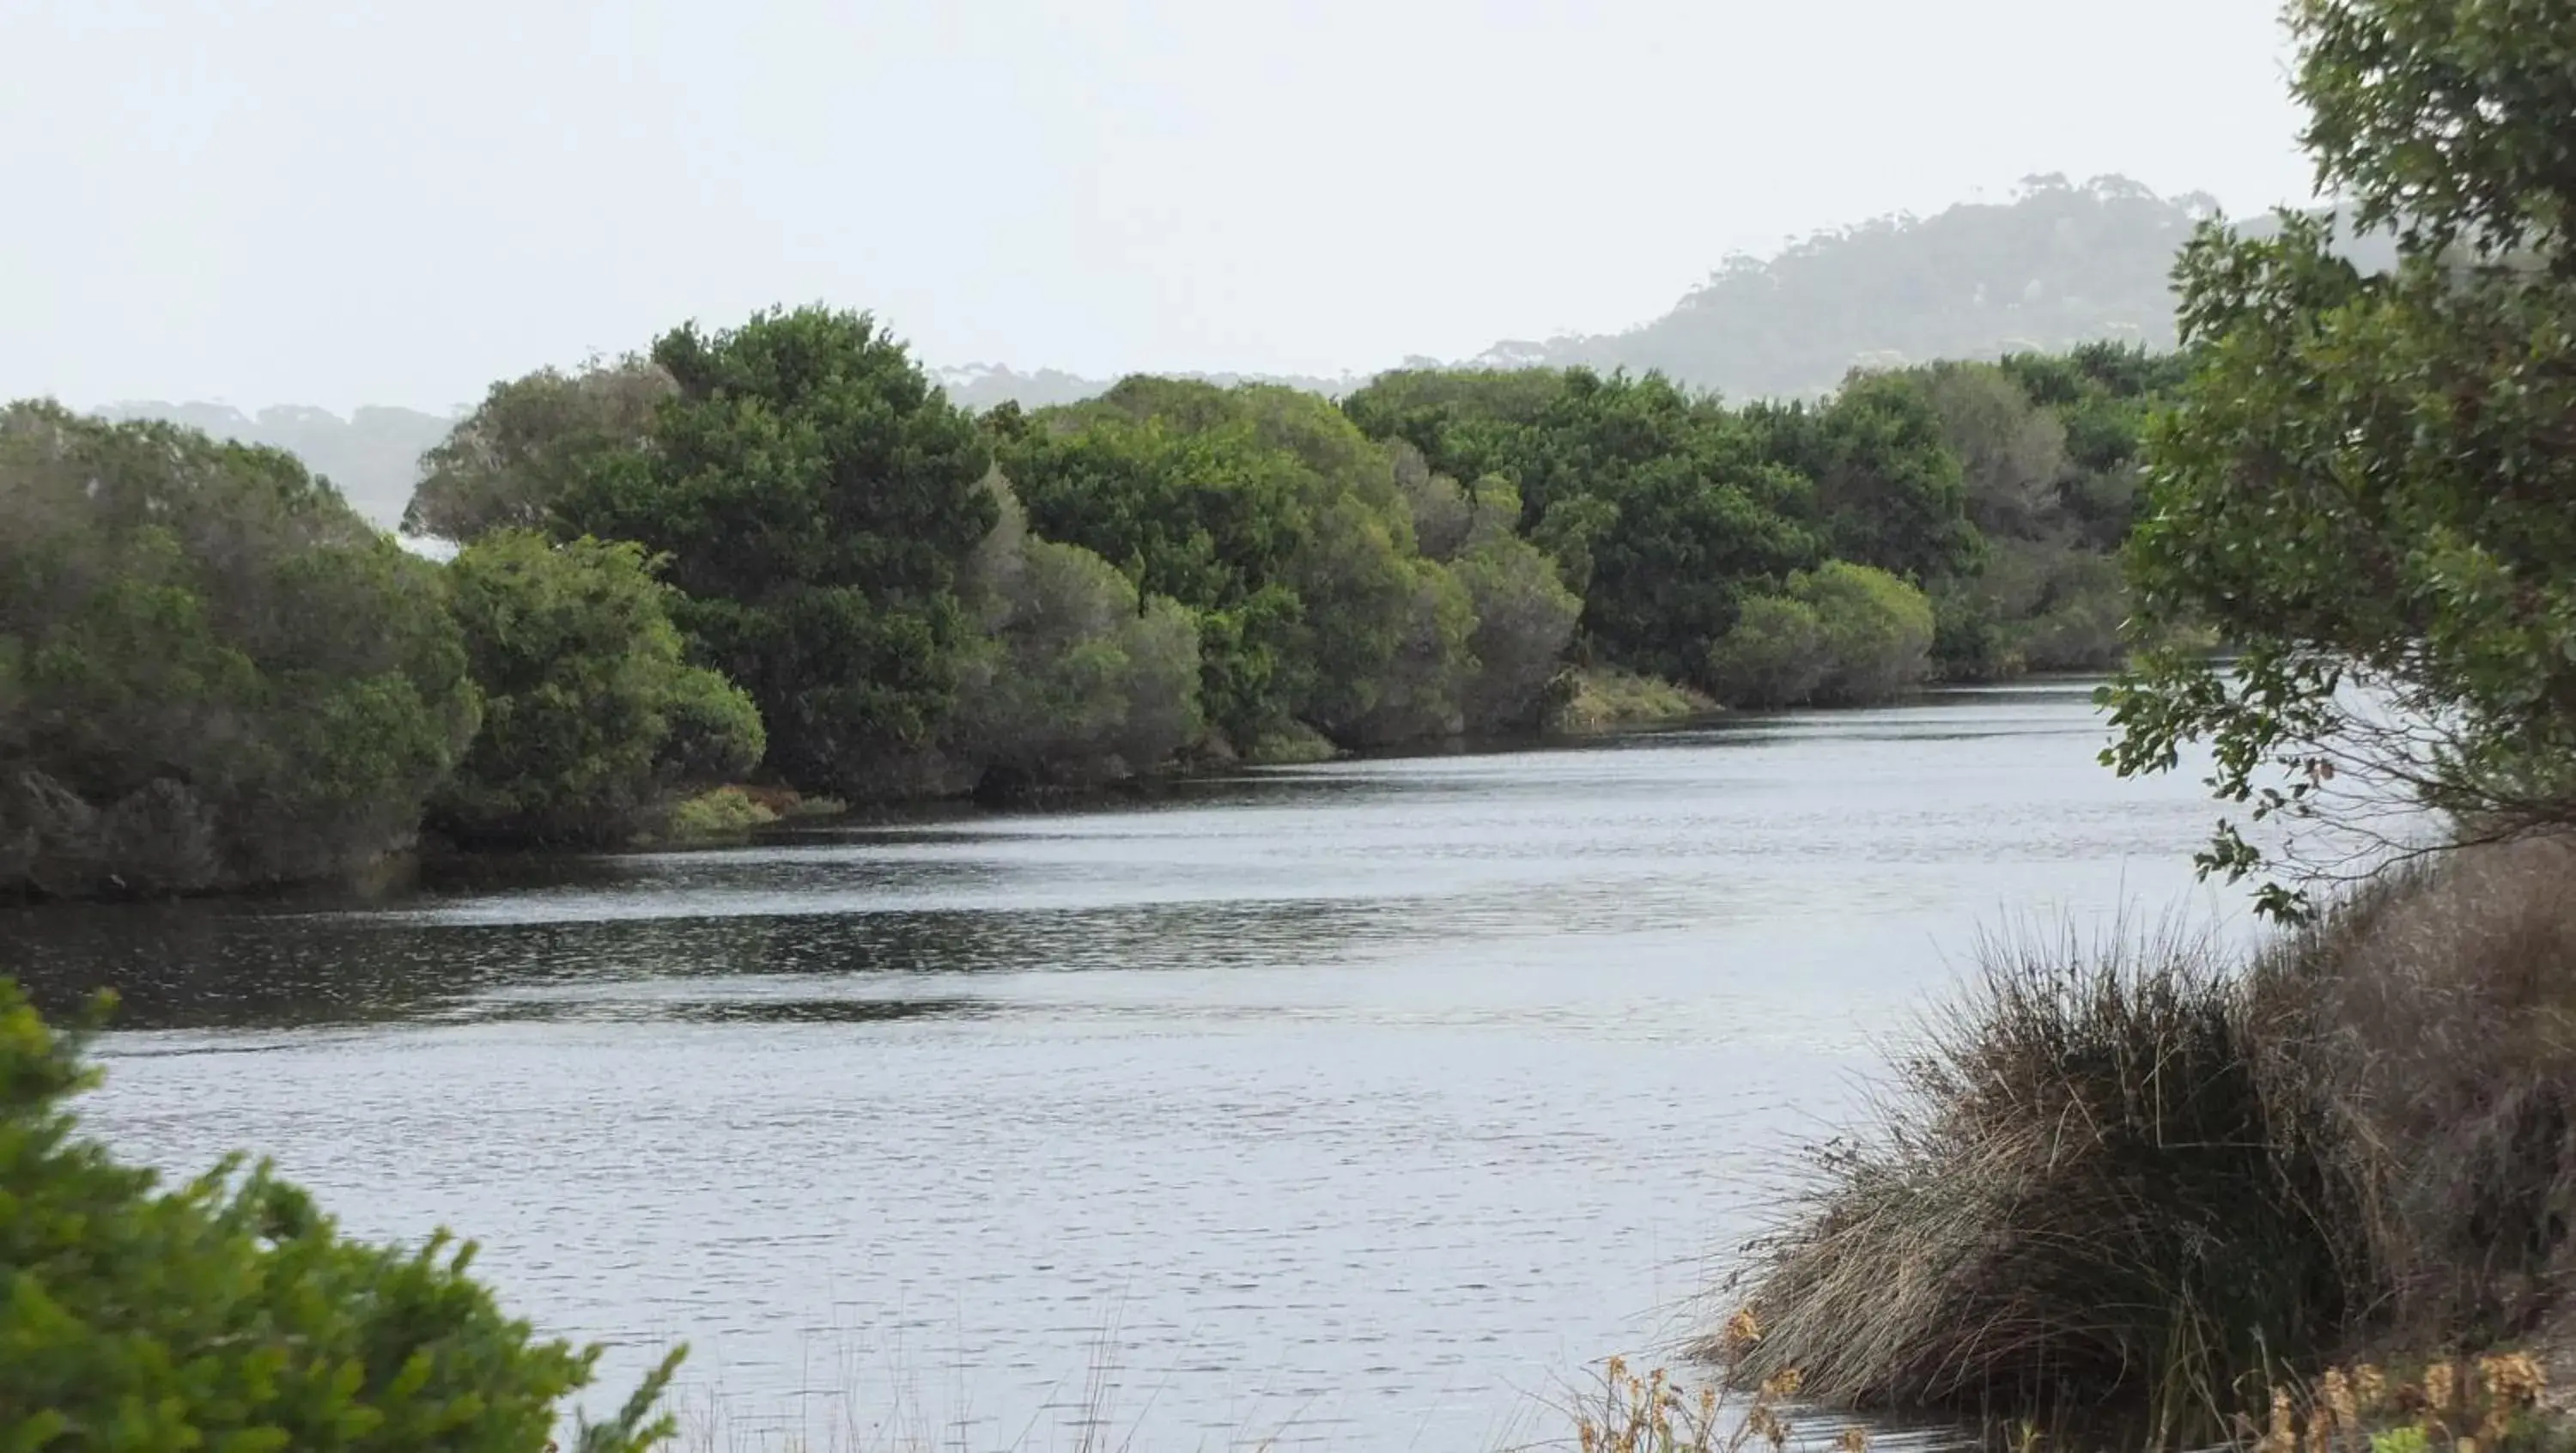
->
1545, 666, 1715, 734
1721, 836, 2576, 1443
659, 786, 779, 842
0, 980, 681, 1450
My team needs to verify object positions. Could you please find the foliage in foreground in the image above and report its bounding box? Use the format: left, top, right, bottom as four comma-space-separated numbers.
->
1722, 836, 2576, 1444
2105, 0, 2576, 917
0, 979, 681, 1450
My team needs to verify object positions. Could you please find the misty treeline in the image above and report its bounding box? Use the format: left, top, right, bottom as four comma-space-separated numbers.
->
100, 176, 2239, 519
3, 307, 2174, 897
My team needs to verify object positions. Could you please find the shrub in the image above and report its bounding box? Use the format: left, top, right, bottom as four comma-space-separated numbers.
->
1703, 597, 1828, 708
657, 662, 769, 786
1796, 562, 1935, 705
431, 532, 764, 847
1341, 558, 1477, 746
1705, 562, 1932, 708
1722, 836, 2576, 1442
1722, 925, 2362, 1440
659, 786, 778, 842
948, 476, 1204, 787
0, 979, 679, 1450
1453, 533, 1582, 732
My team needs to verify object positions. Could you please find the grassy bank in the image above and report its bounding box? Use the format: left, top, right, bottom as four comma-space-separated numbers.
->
1718, 835, 2576, 1446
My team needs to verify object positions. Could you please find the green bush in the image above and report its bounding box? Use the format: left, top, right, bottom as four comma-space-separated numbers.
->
659, 786, 779, 841
1797, 561, 1935, 704
1705, 562, 1933, 708
948, 476, 1204, 787
0, 980, 679, 1450
432, 532, 763, 847
1702, 597, 1828, 708
1452, 533, 1582, 732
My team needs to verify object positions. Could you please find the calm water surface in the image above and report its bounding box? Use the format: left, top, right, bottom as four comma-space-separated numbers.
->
5, 684, 2247, 1450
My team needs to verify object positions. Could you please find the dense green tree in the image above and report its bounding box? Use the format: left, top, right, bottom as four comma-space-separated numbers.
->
2105, 0, 2576, 918
0, 404, 477, 897
1345, 368, 1819, 684
1744, 374, 1981, 583
1911, 362, 2069, 539
403, 356, 672, 544
999, 378, 1436, 751
431, 532, 763, 846
0, 980, 680, 1450
1998, 342, 2191, 550
1448, 481, 1582, 731
1339, 368, 1567, 485
947, 476, 1202, 787
551, 308, 997, 800
1852, 347, 2186, 680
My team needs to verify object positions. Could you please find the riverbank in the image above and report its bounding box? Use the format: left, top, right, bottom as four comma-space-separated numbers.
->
617, 671, 1720, 848
1718, 832, 2576, 1447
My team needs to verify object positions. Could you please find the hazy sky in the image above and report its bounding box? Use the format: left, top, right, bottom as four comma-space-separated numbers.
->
4, 0, 2317, 413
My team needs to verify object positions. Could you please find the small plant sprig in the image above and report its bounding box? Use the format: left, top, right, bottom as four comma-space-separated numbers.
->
1565, 1309, 1866, 1453
2248, 1353, 2551, 1453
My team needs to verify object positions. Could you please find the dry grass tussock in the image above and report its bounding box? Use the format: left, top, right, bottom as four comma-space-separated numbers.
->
1719, 835, 2576, 1444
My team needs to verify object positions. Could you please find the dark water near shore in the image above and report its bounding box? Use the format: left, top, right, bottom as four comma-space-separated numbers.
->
4, 683, 2247, 1450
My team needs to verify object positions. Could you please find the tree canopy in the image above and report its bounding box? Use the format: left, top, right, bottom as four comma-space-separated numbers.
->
0, 404, 478, 897
551, 307, 999, 799
2104, 0, 2576, 916
432, 532, 764, 846
404, 357, 672, 544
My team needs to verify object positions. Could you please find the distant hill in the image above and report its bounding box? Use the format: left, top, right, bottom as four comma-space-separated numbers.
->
93, 401, 459, 531
94, 175, 2364, 516
940, 176, 2297, 408
1476, 175, 2215, 398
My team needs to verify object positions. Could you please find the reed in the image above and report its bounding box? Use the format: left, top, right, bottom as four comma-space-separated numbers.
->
1718, 836, 2576, 1446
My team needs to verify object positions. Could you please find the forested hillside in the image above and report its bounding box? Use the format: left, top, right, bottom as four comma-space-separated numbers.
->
931, 178, 2244, 407
1479, 176, 2214, 394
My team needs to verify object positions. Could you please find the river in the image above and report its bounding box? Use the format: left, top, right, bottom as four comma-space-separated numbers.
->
3, 682, 2248, 1451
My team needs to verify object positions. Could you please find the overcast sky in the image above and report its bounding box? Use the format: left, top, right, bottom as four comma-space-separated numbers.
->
3, 0, 2317, 414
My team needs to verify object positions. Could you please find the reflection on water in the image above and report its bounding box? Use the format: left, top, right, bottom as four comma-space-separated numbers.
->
3, 684, 2247, 1450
